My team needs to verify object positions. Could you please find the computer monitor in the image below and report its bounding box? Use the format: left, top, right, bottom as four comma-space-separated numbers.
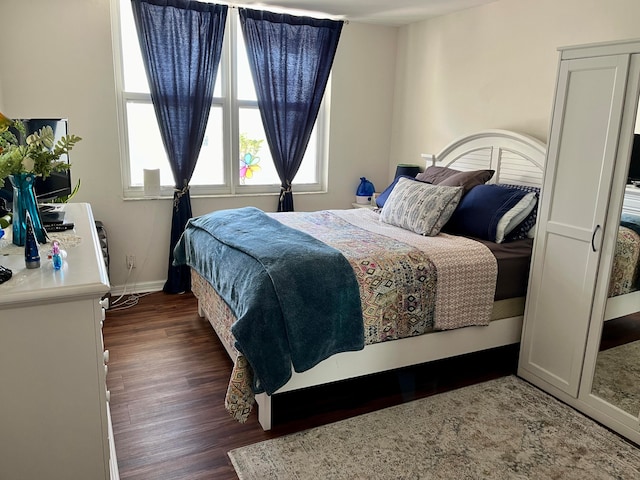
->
627, 133, 640, 184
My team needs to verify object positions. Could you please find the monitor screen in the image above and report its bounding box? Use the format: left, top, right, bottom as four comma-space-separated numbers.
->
0, 119, 72, 206
628, 134, 640, 183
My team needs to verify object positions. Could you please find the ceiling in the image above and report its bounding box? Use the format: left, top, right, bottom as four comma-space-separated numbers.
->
234, 0, 497, 26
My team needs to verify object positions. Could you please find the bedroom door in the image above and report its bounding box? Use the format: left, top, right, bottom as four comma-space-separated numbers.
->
518, 53, 629, 396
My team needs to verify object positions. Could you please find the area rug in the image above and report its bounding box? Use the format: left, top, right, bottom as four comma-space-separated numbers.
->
592, 340, 640, 415
228, 376, 640, 479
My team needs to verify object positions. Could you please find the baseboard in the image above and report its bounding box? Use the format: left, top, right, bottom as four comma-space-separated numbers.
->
108, 280, 165, 298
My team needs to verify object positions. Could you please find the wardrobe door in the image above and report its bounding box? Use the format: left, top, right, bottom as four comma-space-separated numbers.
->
519, 54, 629, 396
577, 53, 640, 444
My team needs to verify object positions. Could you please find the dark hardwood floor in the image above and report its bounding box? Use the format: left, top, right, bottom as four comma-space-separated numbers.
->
600, 313, 640, 350
104, 291, 521, 480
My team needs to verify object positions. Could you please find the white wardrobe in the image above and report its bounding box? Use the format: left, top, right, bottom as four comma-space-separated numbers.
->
519, 38, 640, 445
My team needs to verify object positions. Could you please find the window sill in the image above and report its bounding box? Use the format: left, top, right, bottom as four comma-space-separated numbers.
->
122, 189, 328, 201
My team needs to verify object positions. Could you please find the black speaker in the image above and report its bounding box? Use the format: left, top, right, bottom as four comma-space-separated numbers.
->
95, 220, 109, 278
394, 164, 420, 179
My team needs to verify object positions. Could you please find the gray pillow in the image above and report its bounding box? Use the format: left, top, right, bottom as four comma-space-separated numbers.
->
380, 178, 463, 236
415, 165, 460, 184
416, 166, 495, 193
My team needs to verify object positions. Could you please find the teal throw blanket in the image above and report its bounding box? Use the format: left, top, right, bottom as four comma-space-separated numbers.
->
174, 207, 364, 395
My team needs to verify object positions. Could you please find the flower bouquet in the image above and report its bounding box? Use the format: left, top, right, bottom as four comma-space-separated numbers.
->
0, 112, 81, 245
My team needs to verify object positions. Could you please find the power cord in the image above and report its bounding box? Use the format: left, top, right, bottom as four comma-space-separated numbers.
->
108, 201, 161, 312
108, 263, 152, 311
109, 199, 158, 312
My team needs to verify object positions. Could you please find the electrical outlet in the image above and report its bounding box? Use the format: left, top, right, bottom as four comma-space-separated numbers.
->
126, 254, 136, 269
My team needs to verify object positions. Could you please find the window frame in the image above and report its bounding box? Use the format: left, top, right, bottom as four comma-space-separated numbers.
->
110, 0, 329, 199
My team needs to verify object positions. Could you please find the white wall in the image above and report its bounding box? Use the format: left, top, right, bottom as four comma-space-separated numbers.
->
391, 0, 640, 165
0, 0, 398, 291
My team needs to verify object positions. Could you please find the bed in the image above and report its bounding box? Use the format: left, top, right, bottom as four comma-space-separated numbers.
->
176, 130, 547, 430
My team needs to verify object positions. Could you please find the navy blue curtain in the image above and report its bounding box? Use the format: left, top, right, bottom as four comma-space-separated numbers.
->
131, 0, 227, 293
239, 9, 343, 212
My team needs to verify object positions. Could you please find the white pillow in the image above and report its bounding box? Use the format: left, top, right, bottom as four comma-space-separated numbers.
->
495, 192, 537, 243
380, 178, 463, 236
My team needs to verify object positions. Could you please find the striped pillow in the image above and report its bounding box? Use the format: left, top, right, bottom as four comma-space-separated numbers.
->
380, 178, 463, 236
496, 183, 541, 241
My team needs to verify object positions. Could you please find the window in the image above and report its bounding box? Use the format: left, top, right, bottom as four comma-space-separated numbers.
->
113, 0, 327, 198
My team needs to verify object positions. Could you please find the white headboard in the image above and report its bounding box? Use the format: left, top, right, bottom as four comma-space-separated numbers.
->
421, 130, 546, 188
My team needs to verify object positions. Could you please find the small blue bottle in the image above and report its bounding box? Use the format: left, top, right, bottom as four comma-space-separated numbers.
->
51, 241, 62, 270
24, 212, 41, 269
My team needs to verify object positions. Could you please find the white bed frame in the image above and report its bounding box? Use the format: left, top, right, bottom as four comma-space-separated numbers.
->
203, 129, 547, 430
604, 291, 640, 320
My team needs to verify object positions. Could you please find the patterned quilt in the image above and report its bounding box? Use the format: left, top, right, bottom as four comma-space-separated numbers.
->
191, 208, 498, 422
278, 209, 498, 332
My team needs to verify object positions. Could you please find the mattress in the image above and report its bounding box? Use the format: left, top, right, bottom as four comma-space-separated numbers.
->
192, 270, 527, 360
192, 233, 532, 349
475, 237, 533, 301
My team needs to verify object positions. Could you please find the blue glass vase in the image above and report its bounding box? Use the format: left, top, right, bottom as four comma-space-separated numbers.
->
9, 173, 48, 246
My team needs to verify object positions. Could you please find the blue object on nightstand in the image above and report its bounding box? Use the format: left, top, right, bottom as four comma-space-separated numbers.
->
356, 177, 375, 204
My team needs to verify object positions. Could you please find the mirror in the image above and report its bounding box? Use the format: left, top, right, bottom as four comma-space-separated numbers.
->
591, 103, 640, 418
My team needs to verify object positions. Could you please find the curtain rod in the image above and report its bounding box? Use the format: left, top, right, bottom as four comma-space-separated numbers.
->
221, 2, 350, 24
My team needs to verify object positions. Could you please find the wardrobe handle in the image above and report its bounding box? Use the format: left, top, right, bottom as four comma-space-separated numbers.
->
592, 225, 601, 252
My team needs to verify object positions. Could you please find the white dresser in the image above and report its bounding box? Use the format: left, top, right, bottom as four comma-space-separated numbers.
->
0, 203, 118, 479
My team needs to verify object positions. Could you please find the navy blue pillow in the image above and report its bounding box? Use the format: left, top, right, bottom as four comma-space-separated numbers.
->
444, 184, 530, 242
376, 175, 424, 208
